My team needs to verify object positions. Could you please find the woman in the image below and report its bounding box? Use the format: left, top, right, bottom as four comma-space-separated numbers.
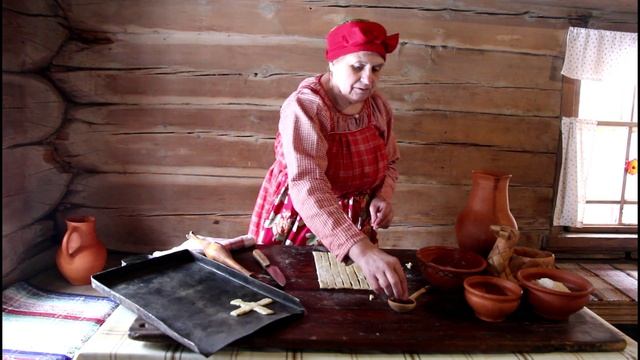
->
249, 19, 408, 300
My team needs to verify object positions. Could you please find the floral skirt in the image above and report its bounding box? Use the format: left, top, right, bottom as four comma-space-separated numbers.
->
257, 184, 377, 246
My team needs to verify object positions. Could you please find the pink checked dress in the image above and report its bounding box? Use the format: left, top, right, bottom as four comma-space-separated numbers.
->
249, 75, 399, 262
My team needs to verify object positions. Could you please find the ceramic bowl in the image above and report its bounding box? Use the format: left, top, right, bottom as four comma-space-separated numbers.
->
516, 267, 594, 321
509, 246, 555, 275
464, 275, 522, 322
416, 246, 487, 290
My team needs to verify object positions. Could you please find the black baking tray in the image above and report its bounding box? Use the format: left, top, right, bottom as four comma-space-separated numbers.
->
91, 249, 305, 356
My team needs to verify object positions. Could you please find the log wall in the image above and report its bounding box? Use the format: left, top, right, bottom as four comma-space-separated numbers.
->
2, 0, 69, 285
2, 0, 637, 285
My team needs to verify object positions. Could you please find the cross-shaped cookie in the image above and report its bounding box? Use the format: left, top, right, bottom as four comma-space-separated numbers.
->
229, 298, 274, 316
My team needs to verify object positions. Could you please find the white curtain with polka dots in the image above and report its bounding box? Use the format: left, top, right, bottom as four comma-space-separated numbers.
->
553, 117, 598, 226
554, 28, 636, 226
561, 27, 637, 81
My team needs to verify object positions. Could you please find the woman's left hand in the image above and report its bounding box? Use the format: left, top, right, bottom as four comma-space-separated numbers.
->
369, 197, 393, 229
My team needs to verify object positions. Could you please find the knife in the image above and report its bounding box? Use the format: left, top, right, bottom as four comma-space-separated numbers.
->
252, 249, 287, 287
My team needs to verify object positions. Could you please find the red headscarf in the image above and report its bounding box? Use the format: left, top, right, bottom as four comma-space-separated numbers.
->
325, 20, 399, 61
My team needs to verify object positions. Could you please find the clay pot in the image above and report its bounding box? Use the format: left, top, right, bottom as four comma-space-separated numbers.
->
455, 170, 518, 258
464, 275, 523, 322
517, 267, 594, 321
509, 246, 555, 276
416, 246, 487, 290
56, 216, 107, 285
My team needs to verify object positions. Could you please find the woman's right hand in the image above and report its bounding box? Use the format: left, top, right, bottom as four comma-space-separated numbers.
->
348, 239, 408, 300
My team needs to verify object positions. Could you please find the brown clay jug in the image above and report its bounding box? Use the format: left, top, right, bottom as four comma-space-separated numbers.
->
56, 216, 107, 285
455, 171, 518, 258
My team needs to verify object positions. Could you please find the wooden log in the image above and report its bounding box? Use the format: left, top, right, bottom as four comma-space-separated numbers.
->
48, 69, 298, 106
57, 0, 571, 55
2, 73, 66, 148
398, 143, 557, 187
385, 83, 561, 117
377, 225, 544, 250
49, 70, 560, 116
392, 182, 552, 228
54, 121, 277, 174
585, 21, 637, 33
2, 146, 72, 235
2, 7, 68, 72
66, 105, 278, 136
3, 0, 64, 16
54, 208, 546, 253
57, 173, 550, 252
395, 111, 559, 153
2, 219, 55, 281
54, 117, 556, 187
64, 105, 559, 153
52, 36, 561, 90
56, 174, 550, 223
2, 246, 57, 289
56, 209, 250, 253
385, 45, 562, 90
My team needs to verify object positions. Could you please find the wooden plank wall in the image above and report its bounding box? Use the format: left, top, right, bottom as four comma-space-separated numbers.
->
2, 1, 638, 280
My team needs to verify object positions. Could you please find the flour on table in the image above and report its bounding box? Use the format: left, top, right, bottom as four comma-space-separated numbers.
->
312, 251, 371, 290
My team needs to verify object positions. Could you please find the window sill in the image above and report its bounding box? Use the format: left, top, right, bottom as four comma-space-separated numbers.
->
543, 232, 637, 259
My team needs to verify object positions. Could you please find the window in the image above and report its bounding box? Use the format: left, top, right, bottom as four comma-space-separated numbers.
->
553, 27, 637, 232
578, 78, 637, 227
548, 28, 637, 255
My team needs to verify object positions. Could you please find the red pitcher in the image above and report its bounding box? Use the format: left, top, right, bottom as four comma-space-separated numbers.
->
56, 216, 107, 285
455, 171, 518, 258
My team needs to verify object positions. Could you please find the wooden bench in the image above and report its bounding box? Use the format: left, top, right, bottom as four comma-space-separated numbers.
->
556, 260, 637, 325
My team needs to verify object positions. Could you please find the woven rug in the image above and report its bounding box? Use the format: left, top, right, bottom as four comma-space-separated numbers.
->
2, 281, 118, 360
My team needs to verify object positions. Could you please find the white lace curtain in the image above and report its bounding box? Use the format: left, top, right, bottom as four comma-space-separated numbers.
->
554, 28, 637, 226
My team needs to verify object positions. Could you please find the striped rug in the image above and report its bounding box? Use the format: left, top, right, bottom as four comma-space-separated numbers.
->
2, 282, 118, 360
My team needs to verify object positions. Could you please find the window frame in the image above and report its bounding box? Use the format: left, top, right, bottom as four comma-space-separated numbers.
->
545, 76, 637, 256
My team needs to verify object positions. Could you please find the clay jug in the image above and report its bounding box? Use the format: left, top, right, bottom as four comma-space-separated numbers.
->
455, 171, 518, 258
56, 216, 107, 285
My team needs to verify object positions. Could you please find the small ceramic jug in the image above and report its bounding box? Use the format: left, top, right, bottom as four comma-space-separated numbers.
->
56, 216, 107, 285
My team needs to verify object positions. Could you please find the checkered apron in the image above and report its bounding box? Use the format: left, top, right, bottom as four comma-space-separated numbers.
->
253, 95, 388, 246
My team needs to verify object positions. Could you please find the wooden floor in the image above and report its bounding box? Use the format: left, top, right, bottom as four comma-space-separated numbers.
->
556, 260, 638, 325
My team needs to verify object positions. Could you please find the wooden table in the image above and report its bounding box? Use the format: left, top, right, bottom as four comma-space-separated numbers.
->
556, 260, 637, 325
128, 245, 628, 354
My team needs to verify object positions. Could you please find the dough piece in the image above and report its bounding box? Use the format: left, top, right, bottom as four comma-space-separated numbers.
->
229, 298, 274, 316
345, 265, 361, 289
536, 277, 571, 293
352, 262, 370, 289
313, 251, 335, 288
312, 251, 371, 290
328, 254, 346, 288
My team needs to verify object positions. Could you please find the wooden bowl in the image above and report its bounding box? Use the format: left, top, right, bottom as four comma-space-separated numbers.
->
516, 267, 594, 321
464, 275, 522, 322
416, 246, 487, 290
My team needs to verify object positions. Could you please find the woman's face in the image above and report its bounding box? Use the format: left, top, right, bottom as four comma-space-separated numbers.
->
329, 51, 385, 105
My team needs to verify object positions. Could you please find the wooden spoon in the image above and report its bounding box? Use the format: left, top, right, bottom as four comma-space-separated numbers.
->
388, 286, 430, 313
